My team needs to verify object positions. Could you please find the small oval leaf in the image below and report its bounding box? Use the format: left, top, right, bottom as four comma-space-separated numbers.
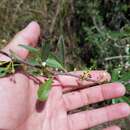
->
46, 54, 65, 71
37, 78, 53, 101
0, 67, 7, 77
19, 44, 39, 53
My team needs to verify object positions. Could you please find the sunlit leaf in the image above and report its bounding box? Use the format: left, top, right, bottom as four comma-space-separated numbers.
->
46, 53, 65, 71
37, 78, 53, 101
112, 99, 116, 104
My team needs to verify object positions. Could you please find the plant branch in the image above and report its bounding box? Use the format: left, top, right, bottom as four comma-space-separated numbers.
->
28, 9, 45, 16
0, 51, 12, 59
105, 55, 130, 61
0, 51, 42, 69
49, 0, 61, 34
0, 51, 101, 84
54, 72, 99, 84
92, 16, 104, 36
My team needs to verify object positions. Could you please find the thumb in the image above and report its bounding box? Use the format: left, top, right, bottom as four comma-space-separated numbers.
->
1, 21, 40, 60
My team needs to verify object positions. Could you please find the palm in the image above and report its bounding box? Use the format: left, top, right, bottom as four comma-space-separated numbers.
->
0, 22, 129, 130
0, 73, 30, 129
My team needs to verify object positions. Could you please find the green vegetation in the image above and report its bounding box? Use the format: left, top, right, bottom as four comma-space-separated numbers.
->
0, 0, 130, 129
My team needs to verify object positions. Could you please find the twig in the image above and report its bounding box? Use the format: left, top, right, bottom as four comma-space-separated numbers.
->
23, 72, 43, 84
0, 51, 12, 59
49, 0, 61, 34
0, 51, 42, 69
92, 16, 104, 36
54, 72, 99, 83
28, 9, 45, 17
105, 55, 130, 61
0, 51, 99, 84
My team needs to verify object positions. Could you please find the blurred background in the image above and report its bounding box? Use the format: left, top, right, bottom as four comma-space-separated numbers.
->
0, 0, 130, 129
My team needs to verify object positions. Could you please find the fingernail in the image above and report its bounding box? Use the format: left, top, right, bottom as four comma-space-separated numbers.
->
114, 82, 126, 96
120, 103, 130, 116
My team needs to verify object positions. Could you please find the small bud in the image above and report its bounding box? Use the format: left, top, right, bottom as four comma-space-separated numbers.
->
1, 39, 7, 43
11, 69, 15, 73
55, 68, 58, 71
74, 68, 77, 71
40, 72, 44, 76
42, 62, 46, 67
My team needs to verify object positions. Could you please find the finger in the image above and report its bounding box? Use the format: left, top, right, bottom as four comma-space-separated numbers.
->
0, 21, 40, 60
35, 71, 111, 92
68, 103, 130, 130
56, 70, 111, 92
63, 83, 125, 111
103, 126, 121, 130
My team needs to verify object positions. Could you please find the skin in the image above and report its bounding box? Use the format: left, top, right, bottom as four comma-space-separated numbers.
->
0, 22, 129, 130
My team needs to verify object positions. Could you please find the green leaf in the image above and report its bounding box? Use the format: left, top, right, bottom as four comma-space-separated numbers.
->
41, 42, 51, 61
112, 96, 130, 105
112, 98, 124, 104
0, 67, 7, 77
125, 83, 130, 91
120, 72, 130, 82
57, 35, 65, 65
37, 78, 53, 101
112, 99, 117, 104
10, 50, 41, 67
19, 44, 39, 53
122, 96, 130, 105
108, 31, 128, 39
111, 69, 120, 82
27, 58, 41, 66
10, 50, 25, 61
46, 53, 65, 71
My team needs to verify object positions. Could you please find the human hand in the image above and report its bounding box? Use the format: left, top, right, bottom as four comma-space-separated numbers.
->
18, 74, 129, 130
0, 22, 42, 130
0, 22, 129, 130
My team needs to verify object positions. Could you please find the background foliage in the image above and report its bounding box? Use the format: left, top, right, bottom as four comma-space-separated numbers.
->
0, 0, 130, 129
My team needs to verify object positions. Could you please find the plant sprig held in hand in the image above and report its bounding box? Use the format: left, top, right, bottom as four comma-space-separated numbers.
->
0, 36, 99, 101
